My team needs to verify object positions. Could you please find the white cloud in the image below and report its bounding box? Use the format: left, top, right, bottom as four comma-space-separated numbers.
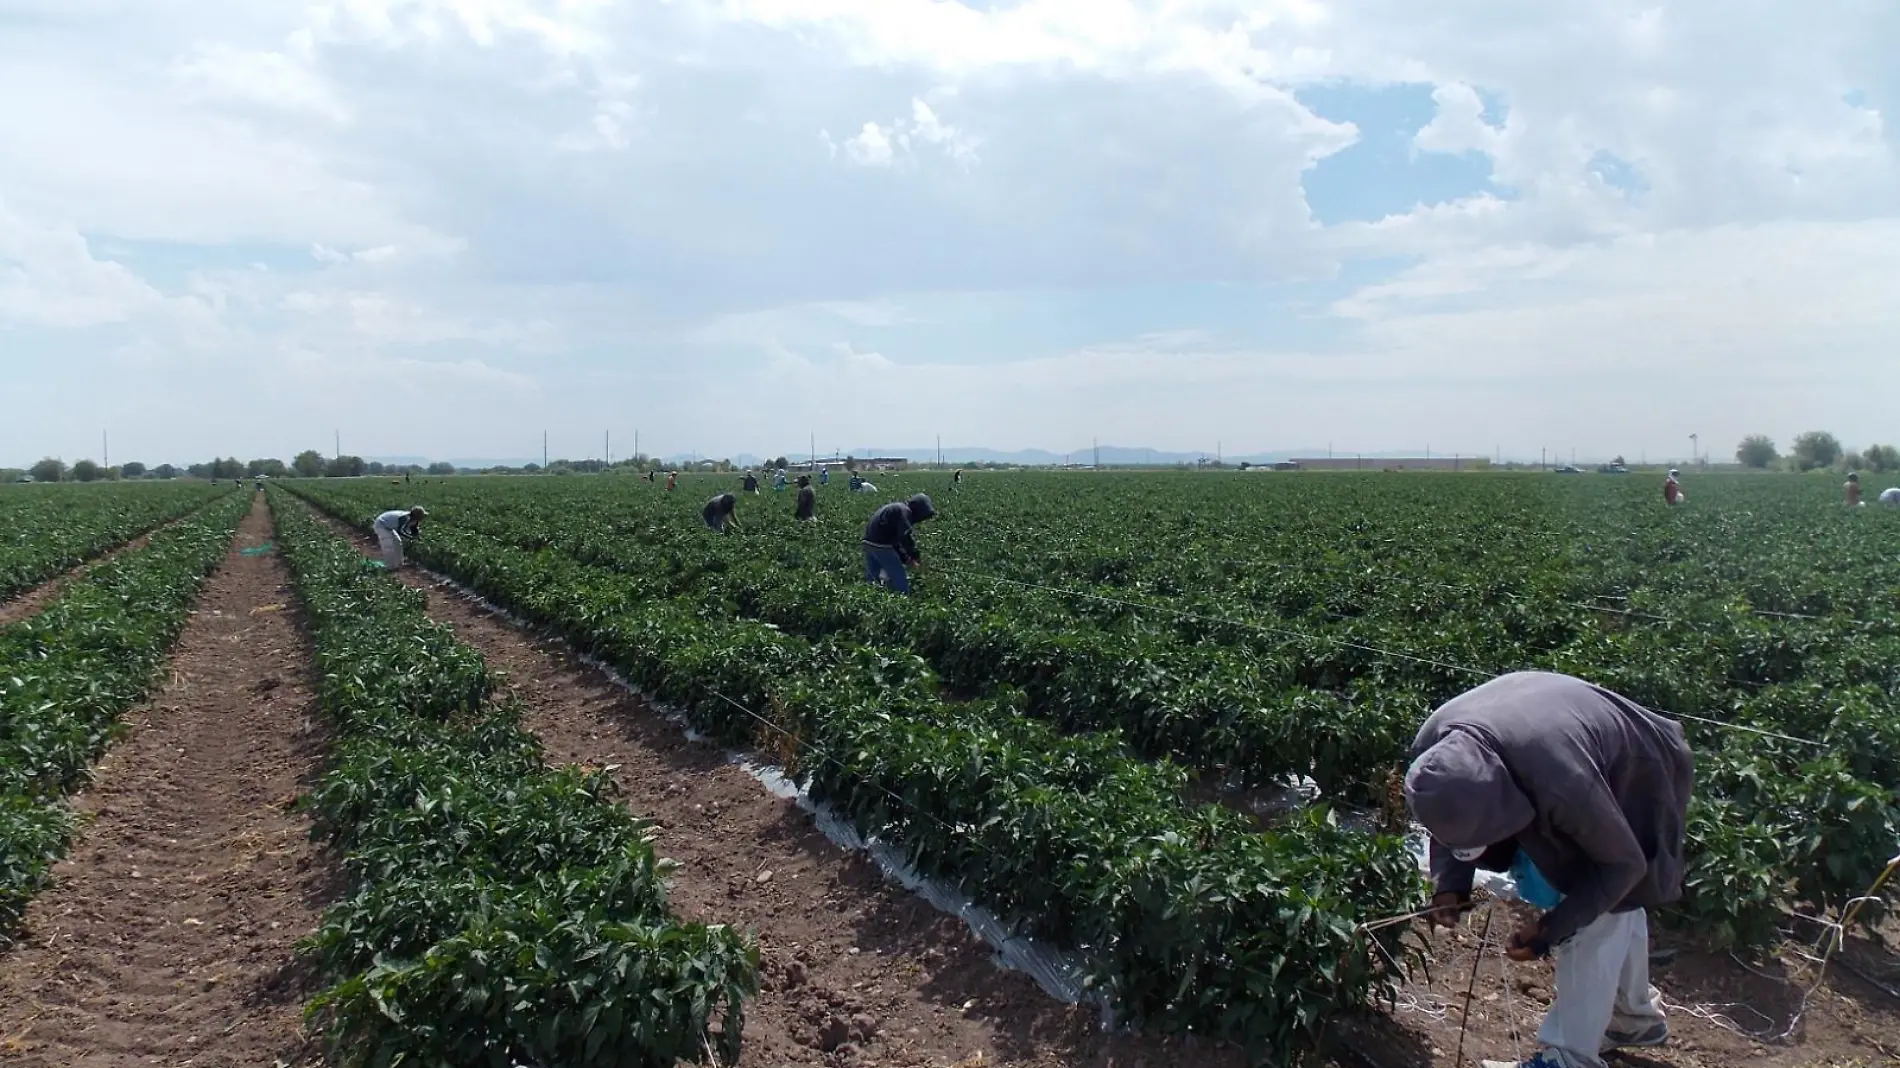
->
843, 121, 895, 166
173, 43, 352, 122
1413, 82, 1500, 159
1, 0, 1897, 465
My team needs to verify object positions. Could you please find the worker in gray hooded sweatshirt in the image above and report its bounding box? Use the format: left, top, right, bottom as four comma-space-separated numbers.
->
861, 494, 935, 593
1406, 671, 1693, 1068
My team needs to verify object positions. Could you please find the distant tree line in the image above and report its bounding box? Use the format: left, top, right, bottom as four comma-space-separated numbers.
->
5, 453, 467, 483
1734, 433, 1900, 473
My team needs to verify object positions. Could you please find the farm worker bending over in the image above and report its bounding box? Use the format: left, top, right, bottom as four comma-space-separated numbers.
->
743, 471, 759, 493
1845, 472, 1863, 506
666, 471, 678, 492
373, 507, 426, 570
703, 493, 738, 533
862, 494, 936, 593
1880, 487, 1900, 506
1407, 671, 1693, 1068
1662, 470, 1682, 505
794, 475, 816, 521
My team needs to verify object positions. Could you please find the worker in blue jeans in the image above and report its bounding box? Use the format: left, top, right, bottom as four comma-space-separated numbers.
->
862, 494, 936, 593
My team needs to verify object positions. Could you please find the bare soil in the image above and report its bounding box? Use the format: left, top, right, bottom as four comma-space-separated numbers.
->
318, 514, 1244, 1068
0, 498, 333, 1068
1331, 895, 1900, 1068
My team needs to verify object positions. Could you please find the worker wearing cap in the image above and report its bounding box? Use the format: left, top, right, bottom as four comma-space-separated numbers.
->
1845, 471, 1863, 506
862, 494, 936, 593
1662, 470, 1682, 506
372, 506, 426, 569
1407, 672, 1693, 1068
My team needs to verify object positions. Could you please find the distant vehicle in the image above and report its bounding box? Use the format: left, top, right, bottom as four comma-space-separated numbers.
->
15, 476, 31, 483
1272, 461, 1301, 471
1554, 465, 1583, 475
1597, 463, 1629, 474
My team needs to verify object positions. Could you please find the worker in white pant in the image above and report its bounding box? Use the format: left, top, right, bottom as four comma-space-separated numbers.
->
1406, 672, 1694, 1068
373, 507, 426, 569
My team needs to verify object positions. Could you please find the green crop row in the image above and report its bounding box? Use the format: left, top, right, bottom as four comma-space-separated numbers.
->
0, 481, 233, 602
282, 481, 1424, 1060
0, 490, 252, 940
291, 472, 1900, 953
397, 502, 1425, 801
266, 493, 758, 1068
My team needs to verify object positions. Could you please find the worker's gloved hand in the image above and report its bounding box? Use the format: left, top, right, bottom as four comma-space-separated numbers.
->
1506, 916, 1550, 961
1426, 891, 1469, 929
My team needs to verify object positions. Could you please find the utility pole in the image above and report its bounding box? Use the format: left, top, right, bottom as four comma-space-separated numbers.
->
1541, 447, 1547, 471
1689, 433, 1699, 466
1217, 440, 1222, 467
605, 430, 611, 467
543, 431, 548, 470
635, 429, 640, 466
1093, 437, 1099, 469
810, 432, 816, 470
335, 430, 340, 460
103, 430, 109, 470
937, 434, 943, 467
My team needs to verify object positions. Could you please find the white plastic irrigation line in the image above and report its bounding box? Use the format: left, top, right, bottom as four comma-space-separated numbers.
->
405, 565, 1102, 1016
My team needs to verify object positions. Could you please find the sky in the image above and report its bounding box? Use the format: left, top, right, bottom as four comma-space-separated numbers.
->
2, 0, 1897, 467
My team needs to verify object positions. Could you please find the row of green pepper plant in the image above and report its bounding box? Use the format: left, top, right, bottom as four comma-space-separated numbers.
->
284, 479, 1423, 1061
267, 492, 760, 1068
0, 480, 231, 601
291, 471, 1899, 952
0, 487, 248, 940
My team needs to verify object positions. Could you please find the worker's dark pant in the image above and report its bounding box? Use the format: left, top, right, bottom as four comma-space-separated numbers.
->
705, 514, 726, 532
863, 547, 909, 593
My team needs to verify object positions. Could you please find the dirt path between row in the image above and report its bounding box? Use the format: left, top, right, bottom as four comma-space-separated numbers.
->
307, 510, 1244, 1068
1338, 896, 1900, 1068
0, 501, 230, 629
0, 497, 332, 1068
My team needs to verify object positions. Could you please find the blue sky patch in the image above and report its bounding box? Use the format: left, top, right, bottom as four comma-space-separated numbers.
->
1296, 82, 1502, 225
1587, 150, 1648, 197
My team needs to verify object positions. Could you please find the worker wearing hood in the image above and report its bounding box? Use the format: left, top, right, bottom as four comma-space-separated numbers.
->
1406, 671, 1693, 1068
702, 493, 738, 533
862, 494, 936, 593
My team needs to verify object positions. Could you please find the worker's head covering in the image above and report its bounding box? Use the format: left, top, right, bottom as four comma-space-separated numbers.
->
1405, 730, 1534, 855
1668, 469, 1679, 477
1848, 471, 1860, 482
409, 506, 428, 517
906, 494, 937, 522
796, 475, 810, 487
